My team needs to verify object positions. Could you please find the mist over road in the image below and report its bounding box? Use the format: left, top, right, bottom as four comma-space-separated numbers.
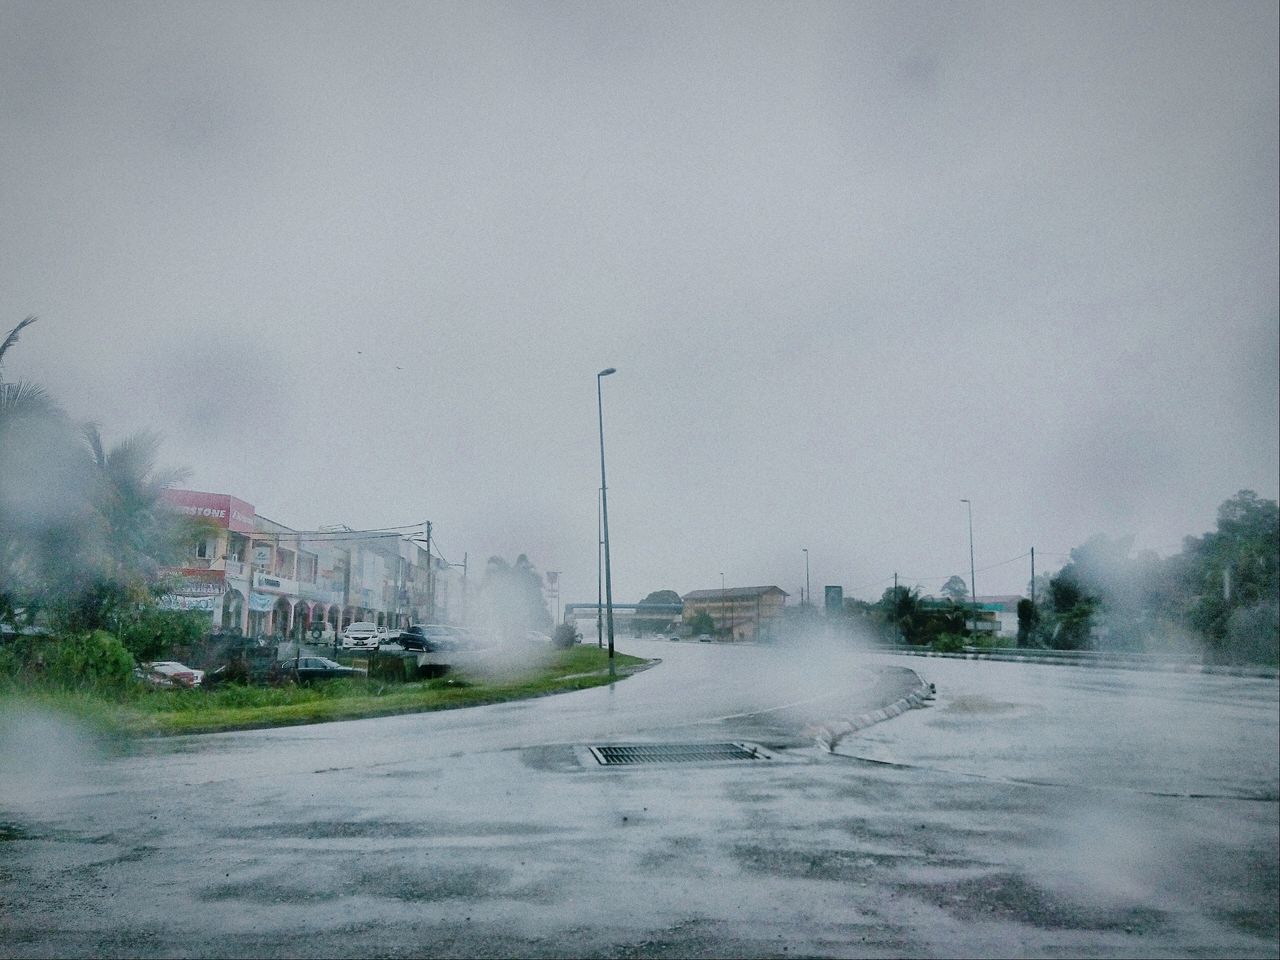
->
2, 640, 1276, 958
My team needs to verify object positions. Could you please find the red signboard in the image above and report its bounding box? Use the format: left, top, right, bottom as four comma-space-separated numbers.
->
162, 489, 256, 534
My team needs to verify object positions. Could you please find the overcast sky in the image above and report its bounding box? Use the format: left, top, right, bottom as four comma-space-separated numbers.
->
2, 1, 1276, 606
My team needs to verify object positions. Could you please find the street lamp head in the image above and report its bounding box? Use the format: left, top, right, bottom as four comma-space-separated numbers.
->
598, 367, 616, 377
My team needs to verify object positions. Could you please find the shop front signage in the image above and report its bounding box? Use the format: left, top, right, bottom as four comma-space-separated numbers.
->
161, 568, 226, 597
162, 490, 256, 534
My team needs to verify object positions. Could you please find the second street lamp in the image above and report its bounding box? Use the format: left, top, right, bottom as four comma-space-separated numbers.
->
961, 498, 977, 635
803, 548, 810, 607
597, 367, 617, 674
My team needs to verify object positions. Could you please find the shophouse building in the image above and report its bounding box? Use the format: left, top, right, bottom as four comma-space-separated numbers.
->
160, 488, 449, 639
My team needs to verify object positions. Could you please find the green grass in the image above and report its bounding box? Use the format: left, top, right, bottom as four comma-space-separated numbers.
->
0, 646, 648, 739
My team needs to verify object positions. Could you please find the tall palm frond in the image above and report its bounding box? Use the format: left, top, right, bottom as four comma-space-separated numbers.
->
82, 427, 193, 583
0, 380, 65, 422
0, 316, 38, 380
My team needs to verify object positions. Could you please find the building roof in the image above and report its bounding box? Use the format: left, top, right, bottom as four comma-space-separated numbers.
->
682, 586, 788, 601
975, 595, 1026, 610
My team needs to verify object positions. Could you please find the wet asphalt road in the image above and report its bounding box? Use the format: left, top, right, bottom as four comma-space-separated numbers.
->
1, 639, 1276, 959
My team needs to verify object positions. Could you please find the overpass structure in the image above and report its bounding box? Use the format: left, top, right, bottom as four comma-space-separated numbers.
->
562, 602, 683, 632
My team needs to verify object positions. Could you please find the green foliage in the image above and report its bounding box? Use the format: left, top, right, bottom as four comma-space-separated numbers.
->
116, 606, 209, 661
552, 622, 581, 648
1035, 492, 1278, 662
876, 585, 921, 642
2, 317, 198, 635
874, 587, 969, 645
1181, 490, 1280, 663
931, 633, 965, 653
55, 645, 650, 736
40, 631, 133, 689
687, 611, 715, 635
940, 576, 968, 602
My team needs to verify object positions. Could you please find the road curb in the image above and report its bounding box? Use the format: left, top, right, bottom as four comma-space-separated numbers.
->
802, 668, 933, 752
878, 647, 1280, 679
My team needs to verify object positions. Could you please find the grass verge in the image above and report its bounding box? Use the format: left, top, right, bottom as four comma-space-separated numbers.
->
0, 645, 649, 739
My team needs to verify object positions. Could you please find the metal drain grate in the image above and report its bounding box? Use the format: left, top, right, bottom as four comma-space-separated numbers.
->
588, 742, 771, 766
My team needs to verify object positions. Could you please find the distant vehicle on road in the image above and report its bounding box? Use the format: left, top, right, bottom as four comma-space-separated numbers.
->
696, 634, 712, 642
277, 656, 363, 683
340, 622, 385, 650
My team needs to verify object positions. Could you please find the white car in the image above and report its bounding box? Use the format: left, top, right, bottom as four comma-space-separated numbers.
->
340, 622, 385, 650
145, 661, 204, 687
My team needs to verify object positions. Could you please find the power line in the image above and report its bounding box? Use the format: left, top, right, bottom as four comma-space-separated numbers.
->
895, 551, 1032, 585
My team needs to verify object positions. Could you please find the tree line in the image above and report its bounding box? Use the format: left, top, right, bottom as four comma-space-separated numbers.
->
848, 490, 1278, 664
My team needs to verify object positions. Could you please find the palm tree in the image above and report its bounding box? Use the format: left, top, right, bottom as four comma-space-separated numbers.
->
1, 317, 194, 628
0, 316, 89, 622
0, 316, 38, 379
81, 423, 192, 592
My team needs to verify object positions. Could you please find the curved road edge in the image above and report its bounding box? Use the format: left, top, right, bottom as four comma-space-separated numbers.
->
801, 664, 933, 752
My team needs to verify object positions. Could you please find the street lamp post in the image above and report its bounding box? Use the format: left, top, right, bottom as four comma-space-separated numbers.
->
596, 486, 603, 649
803, 548, 810, 607
721, 571, 726, 639
961, 498, 976, 635
597, 367, 617, 673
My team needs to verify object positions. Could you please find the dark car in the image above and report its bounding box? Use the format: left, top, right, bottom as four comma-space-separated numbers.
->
398, 624, 455, 652
277, 656, 363, 682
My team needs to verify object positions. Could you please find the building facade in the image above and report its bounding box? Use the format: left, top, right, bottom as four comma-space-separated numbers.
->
159, 489, 454, 639
681, 585, 788, 641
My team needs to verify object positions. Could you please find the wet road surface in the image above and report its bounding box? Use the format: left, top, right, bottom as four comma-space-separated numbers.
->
1, 640, 1276, 958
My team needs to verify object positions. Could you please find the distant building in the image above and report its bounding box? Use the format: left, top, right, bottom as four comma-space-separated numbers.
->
681, 586, 788, 641
974, 595, 1025, 637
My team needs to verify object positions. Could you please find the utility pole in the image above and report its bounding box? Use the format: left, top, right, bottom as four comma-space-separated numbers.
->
961, 499, 976, 635
1030, 547, 1035, 606
894, 571, 900, 645
803, 548, 810, 609
461, 552, 468, 625
424, 521, 434, 623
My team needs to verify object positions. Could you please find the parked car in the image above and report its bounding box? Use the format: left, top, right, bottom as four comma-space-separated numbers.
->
142, 661, 203, 687
340, 622, 385, 649
134, 665, 177, 688
277, 656, 363, 683
307, 623, 338, 644
398, 624, 468, 652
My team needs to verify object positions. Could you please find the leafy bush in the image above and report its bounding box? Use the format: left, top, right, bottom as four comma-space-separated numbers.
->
552, 623, 581, 648
45, 631, 133, 689
117, 607, 209, 662
931, 633, 966, 653
967, 633, 1016, 650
